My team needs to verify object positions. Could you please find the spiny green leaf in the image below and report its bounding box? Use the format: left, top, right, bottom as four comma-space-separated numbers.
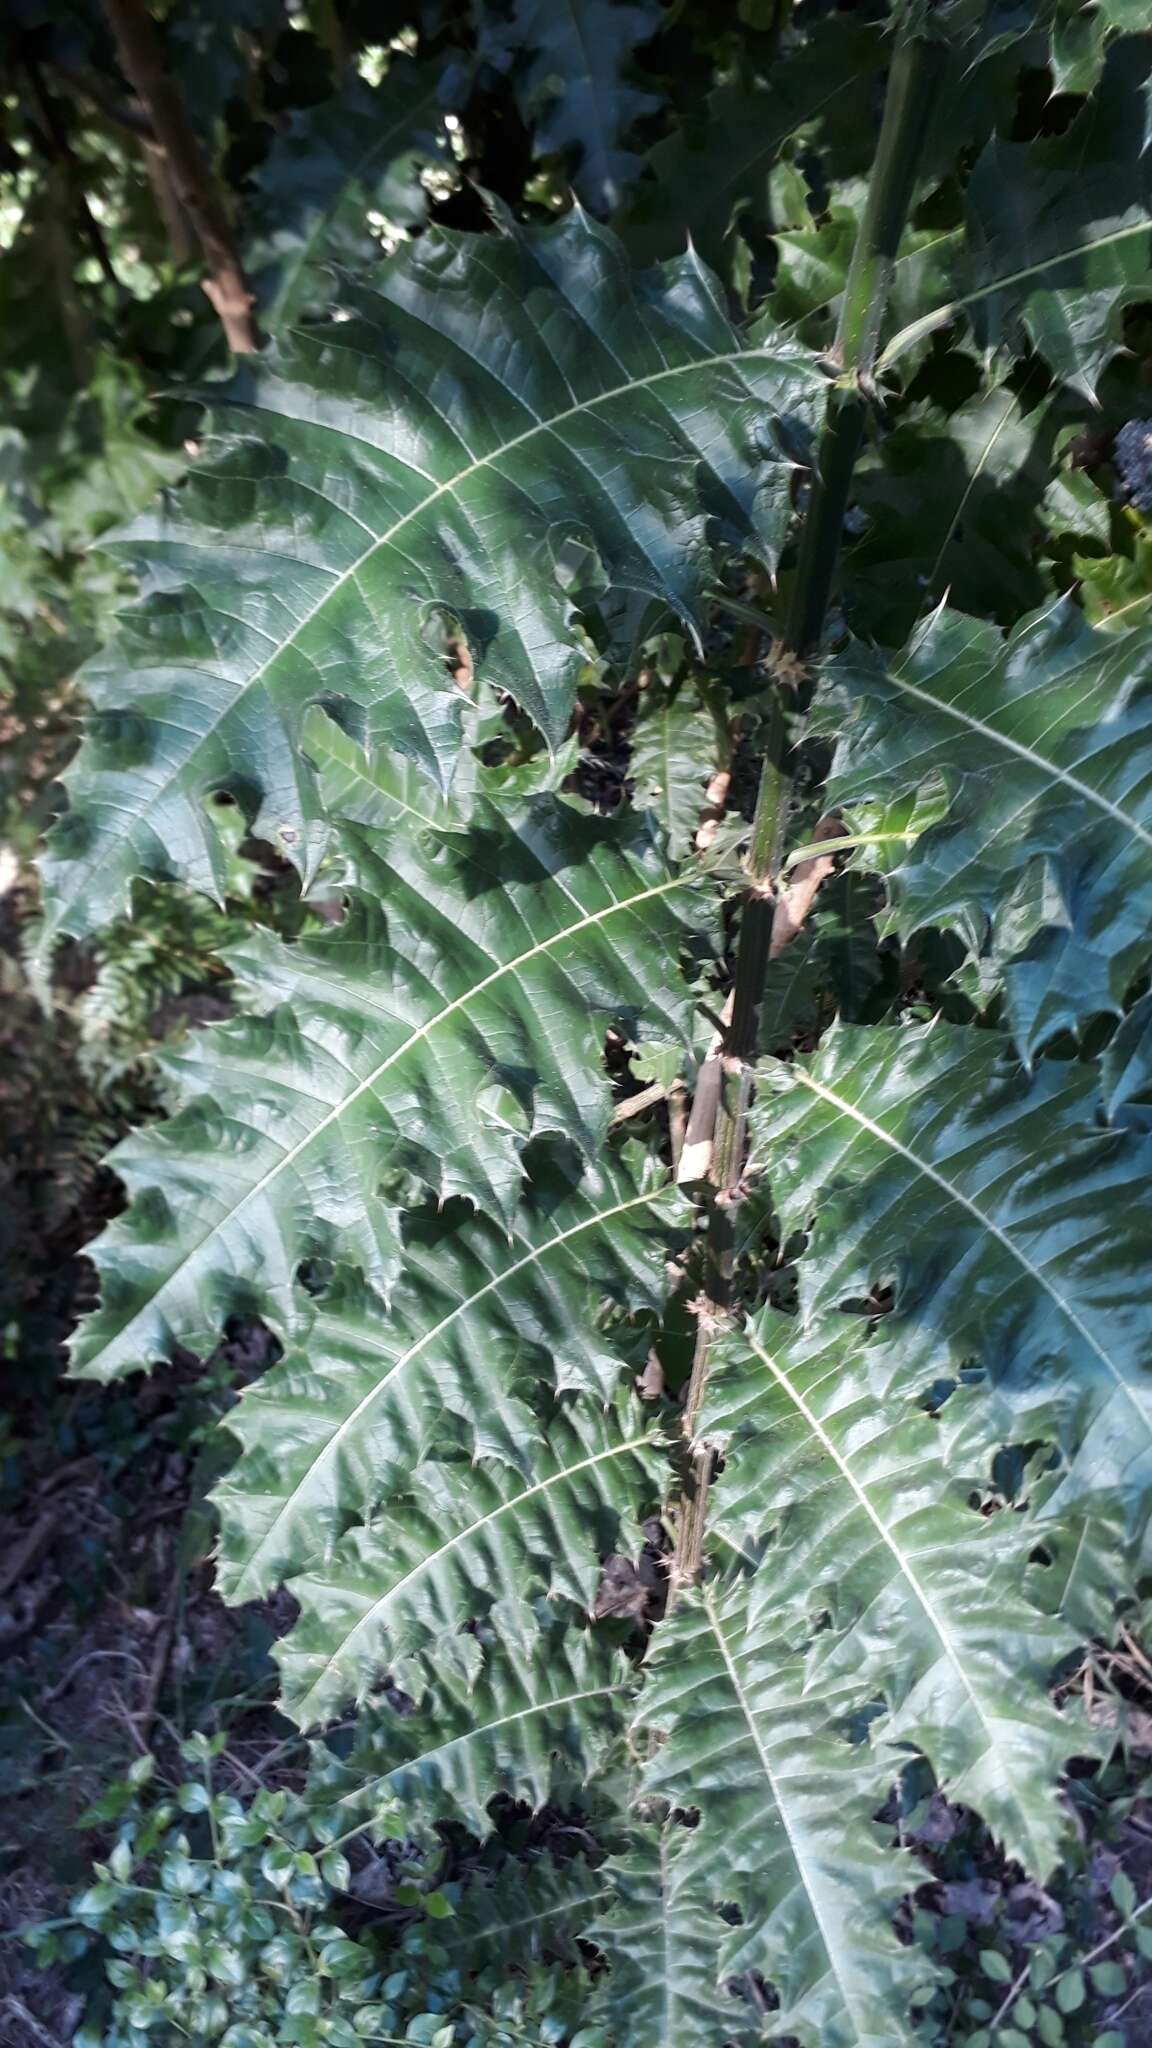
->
883, 39, 1152, 395
618, 20, 887, 284
478, 0, 662, 215
634, 1578, 936, 2048
772, 179, 960, 363
845, 385, 1053, 642
629, 687, 724, 858
301, 701, 578, 841
1102, 989, 1152, 1125
1076, 529, 1152, 633
275, 1391, 664, 1725
1049, 0, 1146, 94
753, 1022, 1152, 1552
588, 1827, 760, 2048
41, 213, 820, 946
307, 1628, 632, 1839
809, 872, 888, 1024
214, 1146, 687, 1602
820, 598, 1152, 1050
703, 1308, 1093, 1874
71, 799, 704, 1381
433, 1853, 610, 1966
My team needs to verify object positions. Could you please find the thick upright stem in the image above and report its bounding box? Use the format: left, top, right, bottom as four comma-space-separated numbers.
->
777, 26, 947, 664
672, 19, 946, 1596
744, 687, 789, 889
726, 19, 946, 1090
99, 0, 258, 351
833, 31, 949, 378
781, 384, 868, 663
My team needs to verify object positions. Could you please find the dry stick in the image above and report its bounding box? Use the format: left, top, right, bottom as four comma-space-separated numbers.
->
98, 0, 258, 351
608, 1079, 668, 1127
669, 20, 948, 1598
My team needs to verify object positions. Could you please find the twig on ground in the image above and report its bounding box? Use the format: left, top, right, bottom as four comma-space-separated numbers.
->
3, 1995, 65, 2048
0, 1516, 56, 1598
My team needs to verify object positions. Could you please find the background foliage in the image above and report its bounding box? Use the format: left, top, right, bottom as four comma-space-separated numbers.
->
2, 1, 1152, 2046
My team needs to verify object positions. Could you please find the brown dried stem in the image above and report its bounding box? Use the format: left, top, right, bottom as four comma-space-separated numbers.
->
99, 0, 258, 350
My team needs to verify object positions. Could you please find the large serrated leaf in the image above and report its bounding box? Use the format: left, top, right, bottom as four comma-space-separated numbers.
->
703, 1309, 1091, 1874
274, 1391, 664, 1725
753, 1022, 1152, 1551
71, 800, 704, 1382
820, 599, 1152, 1050
41, 213, 820, 946
307, 1627, 631, 1840
883, 38, 1152, 394
634, 1581, 934, 2048
214, 1147, 687, 1603
588, 1828, 760, 2048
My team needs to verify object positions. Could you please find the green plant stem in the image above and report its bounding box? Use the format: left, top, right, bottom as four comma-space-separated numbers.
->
833, 29, 949, 377
674, 20, 947, 1597
744, 688, 789, 889
776, 25, 947, 662
728, 16, 947, 1097
781, 381, 869, 664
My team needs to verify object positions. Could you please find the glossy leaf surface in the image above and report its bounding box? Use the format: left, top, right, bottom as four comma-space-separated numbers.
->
42, 214, 819, 947
214, 1149, 686, 1602
821, 599, 1152, 1050
72, 800, 702, 1381
703, 1309, 1091, 1873
275, 1391, 663, 1725
754, 1023, 1152, 1550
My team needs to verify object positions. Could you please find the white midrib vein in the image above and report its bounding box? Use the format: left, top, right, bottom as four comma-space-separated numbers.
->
95, 872, 685, 1368
77, 341, 797, 886
293, 1431, 656, 1716
336, 1680, 627, 1820
878, 220, 1152, 370
789, 1066, 1146, 1430
924, 386, 1017, 600
882, 664, 1152, 850
232, 1185, 663, 1592
742, 1332, 1024, 1801
700, 1583, 873, 2044
659, 1824, 678, 2048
